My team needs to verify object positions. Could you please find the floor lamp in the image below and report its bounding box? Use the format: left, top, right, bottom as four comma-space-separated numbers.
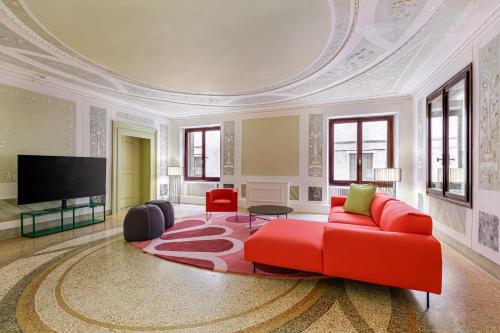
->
374, 168, 402, 197
168, 166, 182, 205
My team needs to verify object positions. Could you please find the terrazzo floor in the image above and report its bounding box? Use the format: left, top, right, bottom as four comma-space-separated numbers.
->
0, 204, 499, 332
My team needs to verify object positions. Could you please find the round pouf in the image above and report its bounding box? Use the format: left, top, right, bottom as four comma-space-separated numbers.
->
145, 200, 175, 229
123, 205, 165, 242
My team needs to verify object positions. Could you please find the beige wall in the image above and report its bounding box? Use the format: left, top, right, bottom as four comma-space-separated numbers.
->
241, 116, 299, 176
0, 83, 76, 182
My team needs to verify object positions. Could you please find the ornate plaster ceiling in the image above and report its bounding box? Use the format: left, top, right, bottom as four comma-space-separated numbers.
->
0, 0, 497, 117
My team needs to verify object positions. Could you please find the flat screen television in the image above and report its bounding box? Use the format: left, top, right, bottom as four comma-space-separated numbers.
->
17, 155, 106, 206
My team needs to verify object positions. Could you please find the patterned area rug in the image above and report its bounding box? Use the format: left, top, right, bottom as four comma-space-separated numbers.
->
133, 213, 323, 277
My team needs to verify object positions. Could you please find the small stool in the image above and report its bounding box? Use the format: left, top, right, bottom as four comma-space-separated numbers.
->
145, 200, 175, 229
123, 205, 165, 242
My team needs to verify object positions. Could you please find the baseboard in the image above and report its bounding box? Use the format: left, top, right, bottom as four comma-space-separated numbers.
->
0, 209, 112, 240
434, 228, 500, 281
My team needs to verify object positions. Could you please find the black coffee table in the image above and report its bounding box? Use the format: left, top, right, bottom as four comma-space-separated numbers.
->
247, 205, 293, 229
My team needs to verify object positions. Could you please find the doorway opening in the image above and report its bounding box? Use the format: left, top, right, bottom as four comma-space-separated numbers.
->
112, 122, 157, 213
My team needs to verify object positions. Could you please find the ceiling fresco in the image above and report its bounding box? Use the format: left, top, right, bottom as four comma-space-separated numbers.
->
0, 0, 496, 117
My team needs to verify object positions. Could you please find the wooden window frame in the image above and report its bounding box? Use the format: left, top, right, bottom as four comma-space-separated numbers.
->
329, 116, 394, 186
184, 126, 221, 182
426, 64, 472, 207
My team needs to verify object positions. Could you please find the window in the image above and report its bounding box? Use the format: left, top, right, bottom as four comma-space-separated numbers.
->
427, 64, 472, 206
329, 116, 393, 185
184, 127, 221, 181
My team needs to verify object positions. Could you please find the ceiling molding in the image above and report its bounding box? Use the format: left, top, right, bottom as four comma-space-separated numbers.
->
0, 0, 493, 117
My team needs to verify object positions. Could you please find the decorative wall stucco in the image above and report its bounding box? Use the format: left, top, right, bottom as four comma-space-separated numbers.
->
417, 97, 425, 181
89, 106, 107, 204
308, 114, 323, 177
479, 34, 500, 191
417, 193, 424, 211
159, 124, 168, 177
478, 211, 499, 252
223, 121, 235, 176
290, 186, 300, 201
115, 112, 154, 126
90, 106, 106, 158
308, 186, 322, 202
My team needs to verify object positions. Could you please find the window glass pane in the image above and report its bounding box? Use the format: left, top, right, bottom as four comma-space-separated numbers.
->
187, 131, 203, 177
205, 130, 221, 178
430, 96, 443, 190
333, 122, 357, 181
447, 79, 466, 196
362, 121, 387, 181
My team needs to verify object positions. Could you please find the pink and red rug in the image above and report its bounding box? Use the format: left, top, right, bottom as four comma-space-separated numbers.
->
133, 213, 322, 278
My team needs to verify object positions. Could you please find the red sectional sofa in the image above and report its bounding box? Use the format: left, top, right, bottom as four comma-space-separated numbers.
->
244, 192, 442, 301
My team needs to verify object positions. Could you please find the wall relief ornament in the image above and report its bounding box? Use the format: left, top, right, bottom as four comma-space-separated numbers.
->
478, 211, 499, 252
308, 114, 323, 177
159, 124, 168, 177
417, 98, 425, 181
89, 106, 106, 204
90, 106, 107, 158
479, 35, 500, 191
223, 121, 235, 176
290, 186, 300, 201
308, 186, 322, 202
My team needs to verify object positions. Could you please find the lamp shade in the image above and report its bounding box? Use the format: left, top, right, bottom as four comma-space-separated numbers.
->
167, 166, 182, 176
373, 168, 402, 182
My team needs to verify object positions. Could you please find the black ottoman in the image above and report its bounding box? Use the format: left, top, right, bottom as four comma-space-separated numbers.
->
123, 204, 165, 242
145, 200, 175, 229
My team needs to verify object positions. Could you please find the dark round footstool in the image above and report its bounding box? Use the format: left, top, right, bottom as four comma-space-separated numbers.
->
145, 200, 175, 229
123, 204, 165, 242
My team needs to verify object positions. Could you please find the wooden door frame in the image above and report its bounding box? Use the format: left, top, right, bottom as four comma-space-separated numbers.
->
112, 121, 157, 214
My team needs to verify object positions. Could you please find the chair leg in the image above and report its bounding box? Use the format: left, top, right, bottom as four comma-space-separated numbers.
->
206, 212, 211, 221
426, 292, 430, 309
236, 211, 238, 221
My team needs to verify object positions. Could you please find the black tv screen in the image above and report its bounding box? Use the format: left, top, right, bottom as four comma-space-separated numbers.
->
17, 155, 106, 205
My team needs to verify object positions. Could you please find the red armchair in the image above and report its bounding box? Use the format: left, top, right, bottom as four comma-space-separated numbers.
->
206, 188, 238, 221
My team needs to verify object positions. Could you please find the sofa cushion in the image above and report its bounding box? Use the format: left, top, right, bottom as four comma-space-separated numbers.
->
326, 222, 381, 232
328, 212, 378, 228
330, 206, 345, 213
244, 219, 324, 273
213, 199, 231, 205
370, 192, 397, 226
379, 200, 432, 235
343, 184, 376, 216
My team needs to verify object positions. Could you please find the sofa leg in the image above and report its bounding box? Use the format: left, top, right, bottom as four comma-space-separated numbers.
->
236, 211, 238, 221
426, 292, 430, 309
253, 262, 256, 273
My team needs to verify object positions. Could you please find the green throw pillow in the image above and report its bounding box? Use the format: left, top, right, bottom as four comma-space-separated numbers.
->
343, 183, 376, 216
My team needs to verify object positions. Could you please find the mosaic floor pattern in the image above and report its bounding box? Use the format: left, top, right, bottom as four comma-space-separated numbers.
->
0, 207, 499, 332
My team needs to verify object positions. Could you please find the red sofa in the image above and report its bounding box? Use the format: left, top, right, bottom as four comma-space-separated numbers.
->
244, 192, 442, 301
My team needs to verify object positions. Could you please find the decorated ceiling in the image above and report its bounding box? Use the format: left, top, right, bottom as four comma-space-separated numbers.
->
0, 0, 495, 117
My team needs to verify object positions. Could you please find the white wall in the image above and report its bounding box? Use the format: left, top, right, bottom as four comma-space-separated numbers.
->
171, 96, 413, 214
411, 15, 500, 266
